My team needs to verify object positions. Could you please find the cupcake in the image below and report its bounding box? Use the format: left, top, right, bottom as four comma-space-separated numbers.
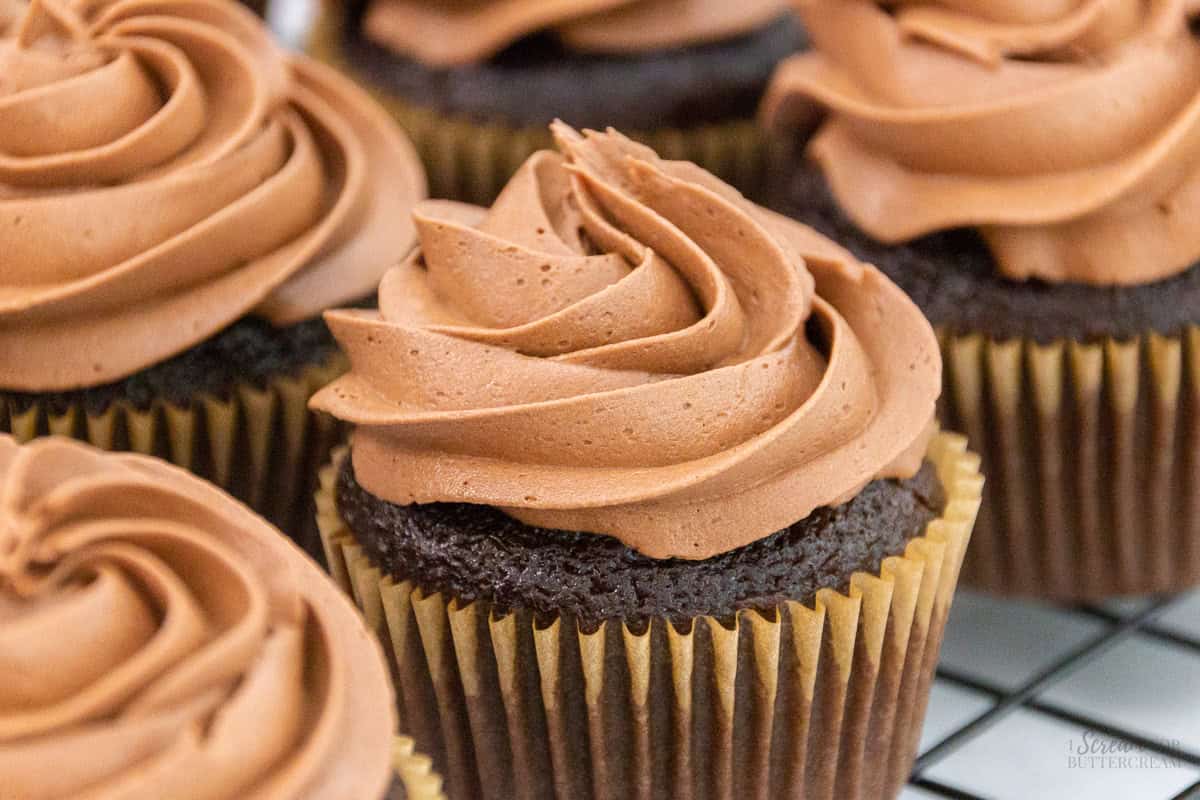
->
312, 124, 982, 799
0, 433, 446, 799
308, 0, 806, 204
763, 0, 1200, 601
0, 0, 426, 552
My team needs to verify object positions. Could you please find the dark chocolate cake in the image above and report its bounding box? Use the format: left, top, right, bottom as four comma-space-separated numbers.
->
767, 159, 1200, 344
336, 457, 945, 630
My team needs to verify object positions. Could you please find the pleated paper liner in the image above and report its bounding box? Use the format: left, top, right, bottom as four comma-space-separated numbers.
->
316, 433, 982, 800
940, 325, 1200, 601
307, 6, 771, 206
393, 736, 448, 800
1, 353, 347, 557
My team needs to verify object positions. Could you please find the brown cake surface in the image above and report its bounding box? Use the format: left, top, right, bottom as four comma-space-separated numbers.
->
767, 160, 1200, 343
336, 1, 805, 130
5, 315, 338, 415
336, 457, 944, 630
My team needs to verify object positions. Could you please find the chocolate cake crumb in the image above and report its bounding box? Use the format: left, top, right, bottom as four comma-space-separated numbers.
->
336, 456, 944, 630
766, 159, 1200, 343
339, 6, 806, 130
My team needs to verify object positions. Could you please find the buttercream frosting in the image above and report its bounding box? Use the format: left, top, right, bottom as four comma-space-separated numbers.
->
361, 0, 789, 66
763, 0, 1200, 286
312, 124, 940, 560
0, 434, 396, 799
0, 0, 426, 392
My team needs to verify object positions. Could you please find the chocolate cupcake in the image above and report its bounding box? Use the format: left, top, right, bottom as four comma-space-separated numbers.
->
0, 433, 446, 799
312, 125, 982, 799
763, 0, 1200, 601
0, 0, 426, 551
307, 0, 806, 203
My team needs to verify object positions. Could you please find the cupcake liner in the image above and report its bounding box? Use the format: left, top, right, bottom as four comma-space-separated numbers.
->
940, 326, 1200, 601
316, 433, 982, 800
1, 353, 347, 555
394, 736, 448, 800
307, 6, 770, 206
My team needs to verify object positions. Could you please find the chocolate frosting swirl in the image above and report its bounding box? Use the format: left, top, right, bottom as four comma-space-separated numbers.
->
0, 0, 426, 392
0, 434, 397, 800
361, 0, 789, 66
764, 0, 1200, 286
312, 124, 940, 560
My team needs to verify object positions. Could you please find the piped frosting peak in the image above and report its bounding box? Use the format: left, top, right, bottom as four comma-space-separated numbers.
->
0, 434, 396, 799
0, 0, 425, 391
764, 0, 1200, 286
313, 124, 940, 560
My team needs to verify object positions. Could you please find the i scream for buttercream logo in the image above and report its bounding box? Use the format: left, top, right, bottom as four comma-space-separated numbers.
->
1066, 730, 1185, 770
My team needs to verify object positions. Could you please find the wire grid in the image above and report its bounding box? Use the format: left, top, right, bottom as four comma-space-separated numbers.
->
906, 590, 1200, 800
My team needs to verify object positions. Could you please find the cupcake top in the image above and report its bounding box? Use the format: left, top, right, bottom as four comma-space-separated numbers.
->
0, 434, 397, 799
312, 123, 939, 560
362, 0, 790, 66
0, 0, 426, 392
763, 0, 1200, 286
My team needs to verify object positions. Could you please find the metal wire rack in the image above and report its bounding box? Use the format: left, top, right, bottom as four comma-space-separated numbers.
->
906, 590, 1200, 800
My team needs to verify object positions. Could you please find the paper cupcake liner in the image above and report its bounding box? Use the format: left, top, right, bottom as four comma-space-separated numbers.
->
316, 433, 982, 800
1, 353, 347, 555
307, 7, 771, 206
393, 736, 448, 800
940, 326, 1200, 601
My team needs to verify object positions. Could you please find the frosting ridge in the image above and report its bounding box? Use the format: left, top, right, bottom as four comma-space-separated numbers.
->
312, 124, 940, 560
763, 0, 1200, 286
0, 434, 396, 799
0, 0, 426, 391
361, 0, 789, 66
